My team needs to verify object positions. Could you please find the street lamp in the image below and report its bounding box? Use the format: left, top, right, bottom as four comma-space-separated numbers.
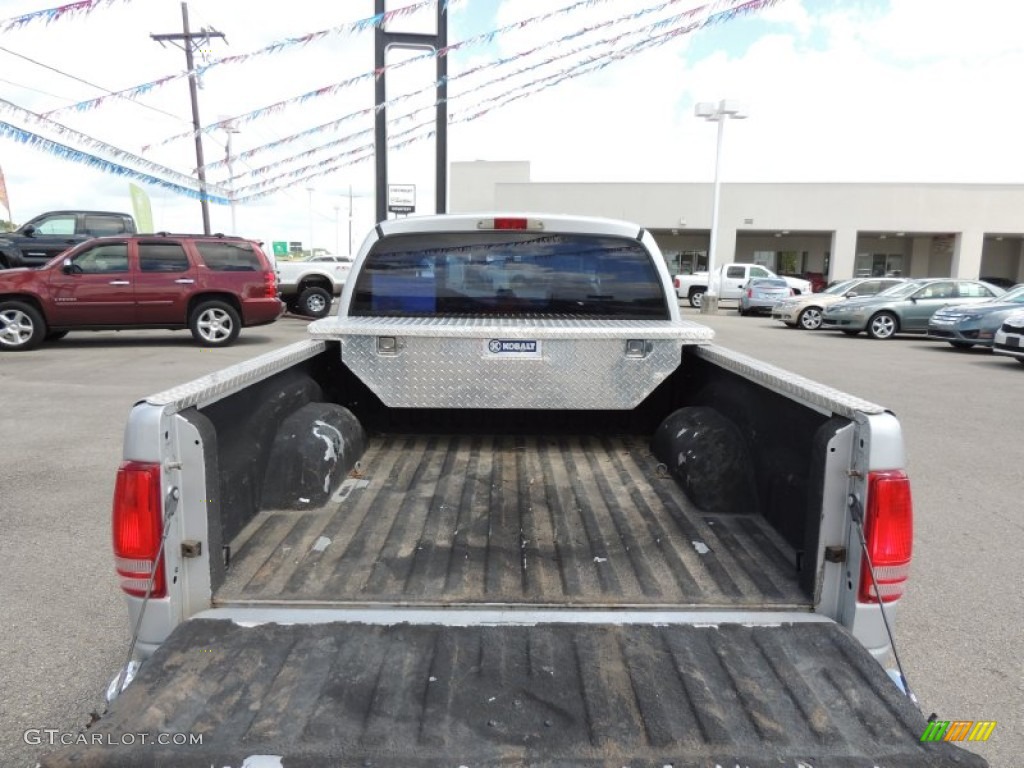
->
220, 119, 240, 235
695, 99, 747, 314
306, 186, 314, 257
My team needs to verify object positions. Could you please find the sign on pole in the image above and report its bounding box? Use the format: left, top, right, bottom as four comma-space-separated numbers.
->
388, 184, 416, 214
272, 241, 288, 257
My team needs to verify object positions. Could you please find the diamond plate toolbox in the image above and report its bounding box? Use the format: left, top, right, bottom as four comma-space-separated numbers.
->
311, 316, 714, 409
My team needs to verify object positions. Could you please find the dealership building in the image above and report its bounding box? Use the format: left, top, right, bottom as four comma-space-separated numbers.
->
450, 161, 1024, 285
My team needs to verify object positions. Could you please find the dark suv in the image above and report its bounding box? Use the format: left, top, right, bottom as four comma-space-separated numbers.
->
0, 233, 283, 350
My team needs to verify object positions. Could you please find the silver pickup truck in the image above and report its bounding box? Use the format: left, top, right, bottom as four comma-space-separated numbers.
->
42, 214, 984, 767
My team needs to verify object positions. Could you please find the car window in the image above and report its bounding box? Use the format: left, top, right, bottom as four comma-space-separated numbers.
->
351, 232, 669, 319
34, 215, 76, 235
956, 282, 995, 298
915, 281, 955, 299
750, 266, 772, 278
195, 241, 262, 271
1002, 286, 1024, 303
726, 266, 745, 278
139, 242, 190, 273
824, 279, 856, 295
83, 215, 128, 236
71, 243, 129, 274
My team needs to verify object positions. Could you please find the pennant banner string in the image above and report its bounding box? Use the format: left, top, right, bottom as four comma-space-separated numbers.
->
0, 98, 229, 195
235, 0, 777, 202
0, 0, 131, 33
217, 0, 733, 182
43, 0, 438, 116
143, 0, 624, 149
0, 121, 229, 203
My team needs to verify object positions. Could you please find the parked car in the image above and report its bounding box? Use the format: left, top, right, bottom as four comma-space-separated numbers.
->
820, 278, 1005, 339
780, 271, 827, 293
979, 275, 1017, 291
737, 277, 792, 315
0, 233, 283, 351
992, 309, 1024, 365
773, 277, 905, 330
927, 284, 1024, 348
0, 209, 137, 269
276, 254, 352, 318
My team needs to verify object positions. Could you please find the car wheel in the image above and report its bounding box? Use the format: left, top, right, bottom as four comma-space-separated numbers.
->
688, 288, 704, 309
798, 307, 823, 330
45, 330, 69, 341
189, 300, 240, 347
841, 330, 860, 336
297, 286, 332, 319
0, 301, 46, 351
738, 304, 747, 316
867, 312, 898, 340
948, 341, 974, 350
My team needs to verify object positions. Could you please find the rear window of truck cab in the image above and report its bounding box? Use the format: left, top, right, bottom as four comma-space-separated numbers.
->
350, 232, 670, 319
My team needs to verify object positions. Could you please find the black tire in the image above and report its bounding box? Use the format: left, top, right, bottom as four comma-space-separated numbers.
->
798, 307, 823, 330
866, 311, 899, 340
1017, 358, 1024, 366
0, 300, 46, 351
948, 341, 974, 350
189, 300, 240, 347
688, 288, 705, 309
738, 305, 747, 316
296, 286, 332, 318
45, 330, 69, 341
842, 330, 860, 336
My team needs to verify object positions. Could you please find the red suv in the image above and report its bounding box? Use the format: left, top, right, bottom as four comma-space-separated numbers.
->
0, 233, 283, 350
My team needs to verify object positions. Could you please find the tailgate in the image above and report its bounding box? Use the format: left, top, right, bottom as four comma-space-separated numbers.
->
40, 619, 985, 768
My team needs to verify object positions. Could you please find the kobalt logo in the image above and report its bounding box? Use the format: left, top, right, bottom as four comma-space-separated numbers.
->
488, 339, 538, 354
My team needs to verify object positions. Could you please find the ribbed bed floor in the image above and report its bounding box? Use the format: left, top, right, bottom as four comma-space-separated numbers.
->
216, 434, 809, 608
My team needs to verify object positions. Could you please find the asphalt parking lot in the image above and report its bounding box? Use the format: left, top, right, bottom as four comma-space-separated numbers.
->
1, 307, 1020, 767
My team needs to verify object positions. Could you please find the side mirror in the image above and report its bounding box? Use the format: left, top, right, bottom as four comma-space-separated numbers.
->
62, 258, 76, 275
845, 291, 858, 298
21, 225, 36, 237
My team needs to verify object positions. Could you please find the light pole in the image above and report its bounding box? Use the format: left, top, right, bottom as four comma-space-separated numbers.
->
695, 99, 747, 314
306, 186, 314, 257
220, 119, 240, 235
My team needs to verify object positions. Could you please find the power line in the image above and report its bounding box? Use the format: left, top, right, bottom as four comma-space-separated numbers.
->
0, 44, 188, 124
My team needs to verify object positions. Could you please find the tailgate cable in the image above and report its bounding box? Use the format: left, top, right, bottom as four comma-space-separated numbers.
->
849, 492, 917, 705
110, 485, 179, 700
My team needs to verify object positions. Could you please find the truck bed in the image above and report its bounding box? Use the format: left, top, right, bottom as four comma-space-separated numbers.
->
216, 433, 809, 609
39, 618, 984, 767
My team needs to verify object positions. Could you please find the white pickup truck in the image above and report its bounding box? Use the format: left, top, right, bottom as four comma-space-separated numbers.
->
675, 263, 813, 308
275, 254, 352, 318
42, 214, 984, 767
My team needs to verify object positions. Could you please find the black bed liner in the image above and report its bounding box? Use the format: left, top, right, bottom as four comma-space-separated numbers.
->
217, 434, 809, 608
40, 619, 984, 767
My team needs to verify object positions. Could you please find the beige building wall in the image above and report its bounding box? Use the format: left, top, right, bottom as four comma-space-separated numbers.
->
450, 162, 1024, 282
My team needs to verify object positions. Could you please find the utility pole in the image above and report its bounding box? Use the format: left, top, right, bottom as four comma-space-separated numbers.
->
152, 2, 225, 235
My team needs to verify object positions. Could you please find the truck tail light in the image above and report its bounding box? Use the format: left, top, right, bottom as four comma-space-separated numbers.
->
112, 461, 166, 598
858, 470, 913, 604
673, 277, 680, 289
263, 271, 277, 298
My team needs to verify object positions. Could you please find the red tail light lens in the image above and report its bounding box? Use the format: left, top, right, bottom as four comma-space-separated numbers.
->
263, 271, 277, 298
858, 469, 913, 603
747, 288, 753, 298
112, 461, 166, 598
673, 277, 680, 289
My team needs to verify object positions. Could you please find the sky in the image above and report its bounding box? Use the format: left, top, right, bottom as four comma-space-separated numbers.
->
0, 0, 1022, 254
